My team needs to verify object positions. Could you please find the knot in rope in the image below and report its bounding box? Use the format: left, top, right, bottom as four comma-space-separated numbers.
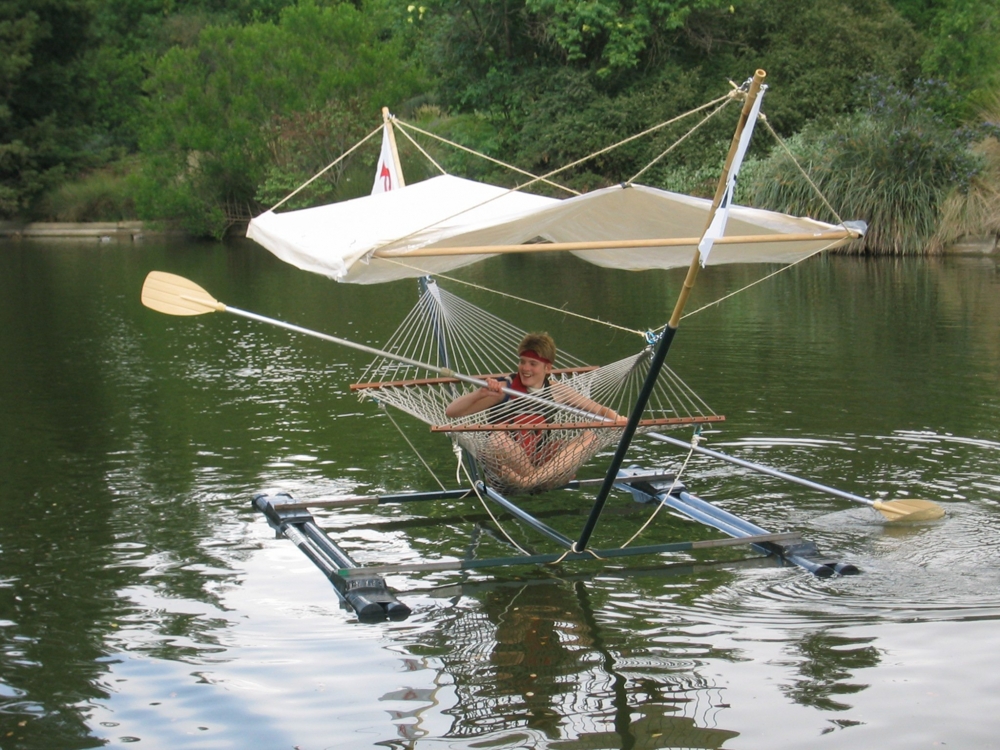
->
452, 440, 463, 484
549, 542, 604, 566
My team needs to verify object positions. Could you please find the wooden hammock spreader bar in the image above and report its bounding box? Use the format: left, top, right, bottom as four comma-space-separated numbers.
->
431, 414, 725, 432
336, 531, 803, 577
371, 229, 861, 259
349, 366, 600, 391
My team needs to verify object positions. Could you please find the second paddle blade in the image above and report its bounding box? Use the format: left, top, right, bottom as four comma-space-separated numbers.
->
873, 498, 945, 522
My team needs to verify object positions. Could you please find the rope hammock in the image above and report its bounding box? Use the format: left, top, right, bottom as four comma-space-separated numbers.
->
351, 279, 722, 495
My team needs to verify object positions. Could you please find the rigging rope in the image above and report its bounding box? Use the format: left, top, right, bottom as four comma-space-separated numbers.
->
519, 91, 736, 190
642, 106, 859, 330
266, 123, 384, 212
376, 256, 647, 338
627, 97, 734, 185
392, 121, 448, 177
759, 114, 848, 227
393, 118, 580, 195
368, 91, 736, 258
620, 431, 700, 547
676, 237, 844, 322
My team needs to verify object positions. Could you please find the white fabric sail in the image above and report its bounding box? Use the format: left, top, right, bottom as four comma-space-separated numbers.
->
698, 86, 766, 266
248, 175, 558, 283
247, 176, 852, 285
371, 122, 403, 195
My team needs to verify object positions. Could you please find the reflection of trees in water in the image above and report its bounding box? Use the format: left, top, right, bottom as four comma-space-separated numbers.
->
0, 246, 264, 747
780, 632, 878, 713
381, 580, 739, 749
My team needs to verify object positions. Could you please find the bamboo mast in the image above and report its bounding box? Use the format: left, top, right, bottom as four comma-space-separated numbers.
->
575, 70, 768, 552
381, 106, 406, 188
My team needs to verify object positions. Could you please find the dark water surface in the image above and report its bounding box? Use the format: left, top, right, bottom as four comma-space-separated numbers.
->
1, 238, 999, 749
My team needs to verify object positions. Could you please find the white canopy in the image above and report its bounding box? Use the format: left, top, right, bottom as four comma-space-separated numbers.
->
247, 174, 853, 285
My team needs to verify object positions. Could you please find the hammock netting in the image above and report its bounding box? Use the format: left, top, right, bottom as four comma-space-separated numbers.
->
352, 279, 722, 494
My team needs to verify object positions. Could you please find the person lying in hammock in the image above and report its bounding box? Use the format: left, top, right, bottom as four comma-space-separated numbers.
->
445, 333, 624, 492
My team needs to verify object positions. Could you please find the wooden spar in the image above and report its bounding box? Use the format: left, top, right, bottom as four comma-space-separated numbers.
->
431, 415, 725, 432
576, 70, 769, 553
381, 107, 406, 188
371, 228, 860, 258
349, 366, 600, 391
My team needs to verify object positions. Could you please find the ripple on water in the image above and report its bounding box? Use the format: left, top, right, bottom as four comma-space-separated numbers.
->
651, 495, 1000, 631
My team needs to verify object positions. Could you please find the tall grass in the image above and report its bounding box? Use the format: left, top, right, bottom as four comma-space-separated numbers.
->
36, 160, 139, 222
746, 80, 993, 255
933, 96, 1000, 248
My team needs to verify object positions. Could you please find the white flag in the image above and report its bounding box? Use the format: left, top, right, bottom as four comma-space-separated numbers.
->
371, 124, 399, 195
698, 86, 766, 266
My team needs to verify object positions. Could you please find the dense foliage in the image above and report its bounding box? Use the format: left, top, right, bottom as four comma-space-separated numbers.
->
748, 79, 988, 253
2, 0, 998, 248
134, 1, 424, 234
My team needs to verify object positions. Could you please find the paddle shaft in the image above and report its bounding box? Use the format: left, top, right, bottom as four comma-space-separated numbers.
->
221, 304, 608, 423
647, 431, 880, 508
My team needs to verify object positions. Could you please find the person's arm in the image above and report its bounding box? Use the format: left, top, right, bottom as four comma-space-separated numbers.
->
445, 378, 507, 418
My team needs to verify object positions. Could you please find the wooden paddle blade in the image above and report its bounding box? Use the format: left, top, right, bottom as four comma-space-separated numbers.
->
872, 498, 945, 522
141, 271, 225, 316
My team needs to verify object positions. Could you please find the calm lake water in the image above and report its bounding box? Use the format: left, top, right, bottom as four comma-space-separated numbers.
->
1, 237, 999, 750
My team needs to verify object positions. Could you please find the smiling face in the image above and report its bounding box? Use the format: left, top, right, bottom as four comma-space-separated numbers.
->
517, 354, 552, 389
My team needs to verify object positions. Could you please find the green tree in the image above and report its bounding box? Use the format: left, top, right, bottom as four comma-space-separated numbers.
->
135, 0, 426, 236
524, 0, 728, 76
918, 0, 1000, 118
1, 0, 310, 219
0, 0, 101, 217
417, 0, 924, 197
693, 0, 925, 135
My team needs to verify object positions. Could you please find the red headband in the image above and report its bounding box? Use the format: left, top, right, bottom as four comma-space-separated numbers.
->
520, 349, 553, 365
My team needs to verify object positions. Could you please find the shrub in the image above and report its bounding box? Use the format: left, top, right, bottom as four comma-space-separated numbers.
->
932, 98, 1000, 248
35, 159, 138, 222
746, 79, 984, 254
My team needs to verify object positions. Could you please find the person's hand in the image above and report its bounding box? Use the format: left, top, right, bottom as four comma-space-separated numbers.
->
484, 378, 505, 393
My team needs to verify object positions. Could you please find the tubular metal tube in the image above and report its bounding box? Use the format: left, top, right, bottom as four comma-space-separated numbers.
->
648, 431, 880, 508
482, 484, 576, 548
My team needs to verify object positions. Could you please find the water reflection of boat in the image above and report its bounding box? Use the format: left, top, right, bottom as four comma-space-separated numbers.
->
142, 69, 944, 621
378, 580, 740, 748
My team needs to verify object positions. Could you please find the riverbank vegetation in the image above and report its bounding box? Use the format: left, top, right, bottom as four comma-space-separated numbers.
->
2, 0, 998, 251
